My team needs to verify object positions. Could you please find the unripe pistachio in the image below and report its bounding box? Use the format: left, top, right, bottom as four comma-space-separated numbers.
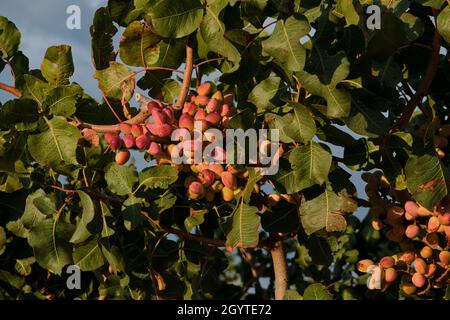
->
206, 99, 220, 113
183, 102, 197, 116
438, 212, 450, 225
384, 268, 397, 283
135, 134, 150, 149
205, 112, 222, 126
212, 90, 223, 102
147, 101, 160, 112
115, 149, 130, 165
356, 259, 374, 272
222, 116, 231, 128
439, 251, 450, 265
405, 224, 420, 239
131, 124, 144, 137
147, 142, 161, 155
428, 216, 440, 233
413, 258, 428, 274
184, 176, 197, 189
420, 246, 433, 259
220, 103, 235, 117
380, 256, 395, 269
162, 106, 175, 124
208, 163, 224, 178
212, 146, 226, 162
221, 186, 234, 202
417, 206, 433, 217
152, 108, 168, 125
401, 282, 416, 295
194, 108, 206, 120
189, 181, 204, 194
104, 132, 120, 144
199, 169, 215, 186
197, 82, 212, 96
122, 134, 135, 149
411, 273, 426, 288
109, 136, 123, 151
436, 148, 445, 159
204, 130, 220, 142
221, 171, 237, 189
400, 251, 415, 264
119, 123, 132, 134
197, 119, 210, 132
405, 212, 416, 221
146, 123, 173, 138
179, 113, 195, 131
404, 201, 419, 217
195, 95, 209, 107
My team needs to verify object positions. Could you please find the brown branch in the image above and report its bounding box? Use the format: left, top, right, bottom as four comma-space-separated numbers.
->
270, 238, 288, 300
174, 39, 194, 110
0, 82, 21, 97
393, 13, 441, 132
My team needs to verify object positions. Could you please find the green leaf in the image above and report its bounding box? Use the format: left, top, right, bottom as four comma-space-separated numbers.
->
336, 0, 362, 26
228, 108, 256, 131
200, 0, 241, 68
27, 116, 81, 168
248, 76, 281, 112
70, 191, 100, 244
41, 45, 74, 86
28, 218, 74, 275
122, 196, 143, 231
185, 211, 207, 232
148, 192, 177, 214
262, 15, 310, 73
43, 84, 83, 117
0, 16, 21, 59
242, 168, 262, 203
93, 62, 135, 101
161, 79, 181, 103
405, 153, 449, 211
73, 239, 105, 271
344, 89, 390, 137
283, 290, 303, 300
21, 189, 55, 230
303, 283, 333, 300
225, 202, 260, 249
14, 257, 35, 276
297, 51, 351, 118
437, 5, 450, 44
105, 163, 138, 196
300, 185, 357, 235
145, 0, 204, 39
100, 243, 125, 273
90, 7, 118, 70
138, 165, 178, 191
306, 235, 333, 266
22, 74, 51, 108
100, 201, 115, 238
288, 142, 332, 188
275, 103, 316, 143
119, 21, 160, 67
0, 99, 39, 129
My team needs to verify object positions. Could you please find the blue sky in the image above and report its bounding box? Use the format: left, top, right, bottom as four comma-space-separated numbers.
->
0, 0, 107, 103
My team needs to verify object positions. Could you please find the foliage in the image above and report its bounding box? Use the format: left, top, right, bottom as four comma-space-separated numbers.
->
0, 0, 449, 300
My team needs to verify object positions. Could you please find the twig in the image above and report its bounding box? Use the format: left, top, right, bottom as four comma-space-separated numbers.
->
270, 238, 288, 300
0, 82, 21, 97
174, 37, 194, 110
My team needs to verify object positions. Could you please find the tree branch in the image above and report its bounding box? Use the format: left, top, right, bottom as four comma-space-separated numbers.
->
174, 39, 194, 110
393, 12, 441, 131
270, 238, 288, 300
0, 82, 21, 97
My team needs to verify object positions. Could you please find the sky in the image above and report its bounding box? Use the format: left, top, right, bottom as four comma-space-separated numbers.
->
0, 0, 107, 103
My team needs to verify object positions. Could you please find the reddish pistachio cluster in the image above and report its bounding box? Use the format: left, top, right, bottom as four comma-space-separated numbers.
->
102, 83, 261, 203
358, 171, 450, 294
